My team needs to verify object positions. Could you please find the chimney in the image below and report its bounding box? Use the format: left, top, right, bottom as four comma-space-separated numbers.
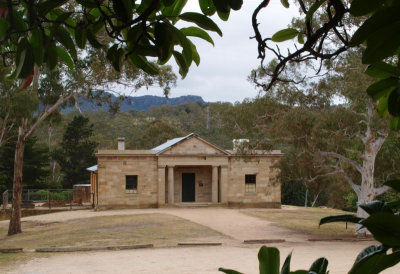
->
233, 139, 249, 152
117, 137, 125, 150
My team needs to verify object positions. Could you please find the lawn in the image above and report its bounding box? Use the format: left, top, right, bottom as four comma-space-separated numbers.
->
242, 206, 356, 236
0, 213, 225, 270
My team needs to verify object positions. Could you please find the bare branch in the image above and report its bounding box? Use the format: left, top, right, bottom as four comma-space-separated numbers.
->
319, 150, 363, 173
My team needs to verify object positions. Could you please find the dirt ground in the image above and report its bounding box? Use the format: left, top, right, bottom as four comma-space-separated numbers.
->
3, 207, 400, 274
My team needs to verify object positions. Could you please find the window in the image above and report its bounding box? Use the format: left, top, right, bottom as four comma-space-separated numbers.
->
245, 174, 256, 193
126, 175, 138, 194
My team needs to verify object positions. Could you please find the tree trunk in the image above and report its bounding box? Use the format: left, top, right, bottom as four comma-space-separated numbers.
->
8, 125, 26, 235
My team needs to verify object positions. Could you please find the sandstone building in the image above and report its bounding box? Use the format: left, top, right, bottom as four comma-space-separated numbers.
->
88, 133, 282, 209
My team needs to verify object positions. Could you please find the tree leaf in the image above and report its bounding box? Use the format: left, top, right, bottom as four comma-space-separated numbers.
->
212, 0, 229, 13
359, 201, 392, 215
46, 42, 58, 70
350, 0, 385, 16
390, 116, 400, 130
218, 268, 243, 274
258, 246, 280, 274
15, 39, 34, 79
180, 27, 214, 45
364, 62, 400, 79
228, 0, 243, 11
189, 40, 200, 66
280, 0, 289, 9
87, 29, 103, 49
56, 46, 74, 71
217, 10, 230, 21
363, 21, 400, 64
0, 17, 8, 40
281, 251, 292, 274
199, 0, 216, 16
30, 29, 44, 65
129, 54, 159, 75
388, 89, 400, 117
309, 257, 328, 274
366, 77, 398, 101
319, 214, 362, 226
271, 28, 299, 42
113, 0, 133, 21
154, 22, 175, 63
173, 50, 188, 78
106, 44, 122, 72
297, 33, 304, 44
361, 212, 400, 247
350, 7, 400, 47
56, 26, 77, 59
179, 12, 222, 36
75, 26, 87, 49
37, 0, 68, 16
384, 180, 400, 192
305, 0, 328, 23
349, 245, 400, 274
169, 25, 193, 66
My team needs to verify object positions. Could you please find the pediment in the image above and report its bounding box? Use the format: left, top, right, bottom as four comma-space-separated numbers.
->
157, 135, 228, 155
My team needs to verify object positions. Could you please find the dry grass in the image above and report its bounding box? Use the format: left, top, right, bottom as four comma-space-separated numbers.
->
0, 213, 225, 270
242, 206, 356, 236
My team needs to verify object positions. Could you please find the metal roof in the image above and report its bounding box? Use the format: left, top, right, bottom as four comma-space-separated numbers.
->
86, 165, 98, 172
151, 133, 195, 152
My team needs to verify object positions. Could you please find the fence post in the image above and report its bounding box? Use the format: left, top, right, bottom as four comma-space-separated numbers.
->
48, 190, 51, 211
69, 192, 72, 210
2, 190, 8, 210
27, 189, 30, 201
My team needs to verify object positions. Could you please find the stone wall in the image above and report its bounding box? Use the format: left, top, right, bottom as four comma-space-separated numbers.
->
97, 156, 159, 208
227, 156, 281, 208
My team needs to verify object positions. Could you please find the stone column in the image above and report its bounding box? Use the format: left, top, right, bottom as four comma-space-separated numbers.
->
168, 166, 174, 204
212, 166, 218, 203
220, 166, 228, 203
157, 166, 166, 207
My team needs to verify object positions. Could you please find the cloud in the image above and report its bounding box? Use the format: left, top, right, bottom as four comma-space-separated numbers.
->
134, 1, 299, 103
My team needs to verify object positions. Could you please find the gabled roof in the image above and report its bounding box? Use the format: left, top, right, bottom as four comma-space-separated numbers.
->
152, 133, 230, 155
152, 133, 195, 152
86, 165, 98, 172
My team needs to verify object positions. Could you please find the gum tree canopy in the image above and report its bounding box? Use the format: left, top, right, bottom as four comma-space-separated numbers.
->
0, 0, 243, 236
252, 0, 400, 128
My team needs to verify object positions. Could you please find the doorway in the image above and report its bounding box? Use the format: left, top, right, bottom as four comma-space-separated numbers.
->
182, 173, 195, 202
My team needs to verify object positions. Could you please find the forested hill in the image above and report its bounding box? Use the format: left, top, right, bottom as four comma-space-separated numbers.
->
61, 93, 206, 113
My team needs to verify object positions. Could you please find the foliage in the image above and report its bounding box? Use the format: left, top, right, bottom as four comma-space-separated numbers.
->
253, 0, 400, 129
53, 115, 97, 188
0, 136, 50, 190
0, 0, 243, 84
219, 245, 328, 274
220, 181, 400, 273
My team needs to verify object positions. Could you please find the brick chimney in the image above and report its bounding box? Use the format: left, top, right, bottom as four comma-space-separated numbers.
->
117, 137, 125, 150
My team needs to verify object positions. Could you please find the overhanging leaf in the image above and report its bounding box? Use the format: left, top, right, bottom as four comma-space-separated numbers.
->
384, 180, 400, 192
350, 0, 385, 16
366, 77, 397, 101
280, 0, 289, 9
361, 212, 400, 247
388, 89, 400, 117
305, 0, 328, 23
56, 46, 74, 71
228, 0, 243, 11
359, 201, 392, 215
281, 251, 292, 274
179, 12, 222, 36
271, 28, 299, 42
180, 26, 214, 45
212, 0, 229, 13
365, 62, 400, 79
319, 214, 362, 226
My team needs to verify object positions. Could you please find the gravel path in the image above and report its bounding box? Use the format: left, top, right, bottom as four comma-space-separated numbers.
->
4, 208, 400, 273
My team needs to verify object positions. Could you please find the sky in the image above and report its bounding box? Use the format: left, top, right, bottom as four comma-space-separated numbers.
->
134, 1, 299, 103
